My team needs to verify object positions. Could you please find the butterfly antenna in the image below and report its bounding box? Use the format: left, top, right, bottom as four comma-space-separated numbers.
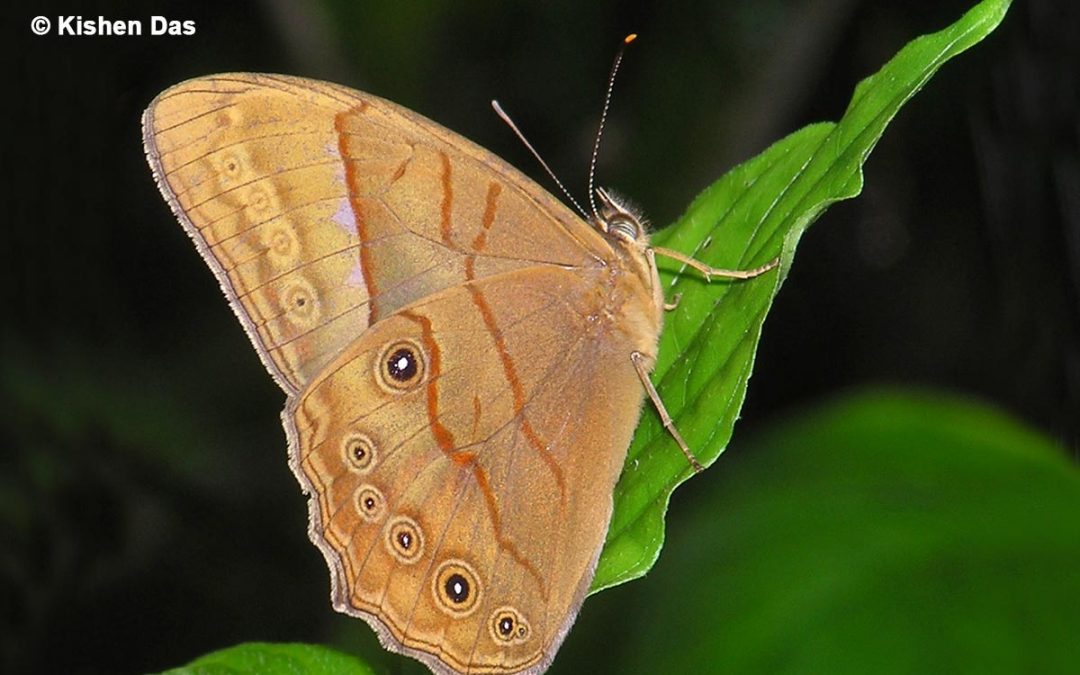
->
588, 33, 637, 221
491, 100, 588, 218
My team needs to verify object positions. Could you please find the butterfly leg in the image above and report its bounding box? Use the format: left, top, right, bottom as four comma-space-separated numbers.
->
630, 352, 704, 474
663, 293, 682, 312
652, 246, 779, 281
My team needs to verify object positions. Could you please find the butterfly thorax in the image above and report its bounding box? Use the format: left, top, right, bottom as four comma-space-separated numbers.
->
588, 188, 664, 369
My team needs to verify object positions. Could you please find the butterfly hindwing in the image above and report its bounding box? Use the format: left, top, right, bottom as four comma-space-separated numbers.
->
288, 266, 648, 674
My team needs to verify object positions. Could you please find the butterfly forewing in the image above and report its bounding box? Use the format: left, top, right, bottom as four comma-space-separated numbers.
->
143, 74, 609, 392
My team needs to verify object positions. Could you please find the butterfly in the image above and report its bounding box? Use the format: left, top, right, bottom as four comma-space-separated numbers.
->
143, 64, 776, 675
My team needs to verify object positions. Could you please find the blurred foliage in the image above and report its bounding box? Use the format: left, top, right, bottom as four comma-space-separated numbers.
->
571, 389, 1080, 674
6, 0, 1078, 674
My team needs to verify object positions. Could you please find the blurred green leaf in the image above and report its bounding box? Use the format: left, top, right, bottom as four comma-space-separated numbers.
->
602, 389, 1080, 674
161, 642, 374, 675
595, 0, 1012, 591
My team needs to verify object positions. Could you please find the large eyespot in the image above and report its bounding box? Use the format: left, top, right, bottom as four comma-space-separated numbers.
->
489, 606, 530, 645
343, 433, 376, 473
355, 484, 386, 522
433, 559, 481, 617
384, 515, 424, 564
376, 339, 426, 392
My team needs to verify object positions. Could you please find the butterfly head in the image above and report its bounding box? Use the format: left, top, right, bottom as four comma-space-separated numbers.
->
595, 187, 648, 245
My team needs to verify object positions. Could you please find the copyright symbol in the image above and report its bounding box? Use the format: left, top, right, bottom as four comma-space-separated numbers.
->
31, 16, 50, 35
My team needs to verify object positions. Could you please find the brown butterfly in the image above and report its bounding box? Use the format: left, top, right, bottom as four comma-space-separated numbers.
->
143, 67, 776, 674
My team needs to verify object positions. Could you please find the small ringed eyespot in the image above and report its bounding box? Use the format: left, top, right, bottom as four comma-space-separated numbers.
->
343, 433, 376, 472
269, 227, 293, 253
221, 153, 242, 175
356, 485, 386, 522
489, 606, 530, 644
384, 515, 424, 564
283, 281, 319, 322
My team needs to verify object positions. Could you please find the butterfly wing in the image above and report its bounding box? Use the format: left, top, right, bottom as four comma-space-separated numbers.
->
289, 264, 650, 675
146, 73, 663, 674
143, 73, 610, 392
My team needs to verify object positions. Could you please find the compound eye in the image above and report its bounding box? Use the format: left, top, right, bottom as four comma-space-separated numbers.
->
608, 217, 639, 240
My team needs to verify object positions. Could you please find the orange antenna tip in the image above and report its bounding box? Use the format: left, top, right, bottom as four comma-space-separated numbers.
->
624, 33, 638, 44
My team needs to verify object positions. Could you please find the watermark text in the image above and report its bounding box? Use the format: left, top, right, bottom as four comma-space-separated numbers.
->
31, 16, 196, 37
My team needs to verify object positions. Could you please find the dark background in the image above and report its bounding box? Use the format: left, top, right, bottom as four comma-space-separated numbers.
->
6, 1, 1077, 673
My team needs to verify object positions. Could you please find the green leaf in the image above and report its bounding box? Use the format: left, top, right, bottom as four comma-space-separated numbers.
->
160, 642, 375, 675
595, 389, 1080, 674
595, 0, 1012, 591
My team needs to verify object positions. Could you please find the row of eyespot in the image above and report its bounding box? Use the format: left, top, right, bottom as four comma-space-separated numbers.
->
351, 479, 530, 645
342, 419, 529, 645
